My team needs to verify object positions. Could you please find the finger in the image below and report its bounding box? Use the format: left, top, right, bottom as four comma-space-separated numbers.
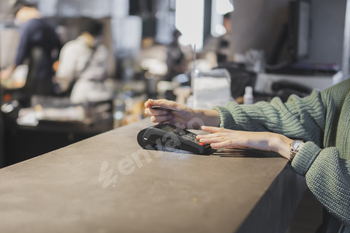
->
226, 146, 249, 149
151, 115, 172, 123
202, 126, 240, 134
144, 99, 152, 108
201, 126, 226, 133
210, 140, 236, 148
196, 133, 223, 139
145, 108, 169, 116
199, 137, 225, 143
145, 99, 178, 110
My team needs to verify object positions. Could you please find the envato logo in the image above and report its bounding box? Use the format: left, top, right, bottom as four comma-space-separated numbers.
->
98, 118, 204, 188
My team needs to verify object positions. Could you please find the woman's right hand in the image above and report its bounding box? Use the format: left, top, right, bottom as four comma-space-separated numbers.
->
144, 99, 196, 128
144, 99, 221, 129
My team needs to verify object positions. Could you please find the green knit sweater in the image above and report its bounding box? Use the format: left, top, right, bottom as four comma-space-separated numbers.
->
214, 79, 350, 232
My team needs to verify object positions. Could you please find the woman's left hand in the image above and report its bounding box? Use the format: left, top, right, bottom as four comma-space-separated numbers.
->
196, 126, 294, 160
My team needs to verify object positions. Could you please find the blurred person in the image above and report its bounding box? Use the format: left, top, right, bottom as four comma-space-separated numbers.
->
0, 1, 62, 96
202, 13, 232, 64
164, 30, 186, 81
55, 19, 112, 104
144, 78, 350, 232
216, 12, 232, 63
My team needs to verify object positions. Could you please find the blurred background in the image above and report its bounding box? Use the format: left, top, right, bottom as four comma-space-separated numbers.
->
0, 0, 348, 170
1, 1, 349, 232
0, 0, 237, 166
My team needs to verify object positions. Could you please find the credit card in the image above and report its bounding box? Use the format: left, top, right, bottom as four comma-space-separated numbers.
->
151, 106, 176, 111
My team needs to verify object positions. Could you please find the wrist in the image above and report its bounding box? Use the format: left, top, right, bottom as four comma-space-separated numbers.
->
193, 109, 221, 127
270, 134, 294, 160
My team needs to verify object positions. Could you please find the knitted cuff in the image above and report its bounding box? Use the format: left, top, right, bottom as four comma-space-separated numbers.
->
212, 106, 235, 129
292, 141, 321, 176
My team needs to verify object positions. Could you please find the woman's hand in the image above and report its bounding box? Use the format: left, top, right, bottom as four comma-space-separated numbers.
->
144, 99, 221, 129
197, 126, 294, 159
144, 99, 196, 128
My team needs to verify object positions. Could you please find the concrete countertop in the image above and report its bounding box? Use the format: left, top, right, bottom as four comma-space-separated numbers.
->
0, 118, 306, 233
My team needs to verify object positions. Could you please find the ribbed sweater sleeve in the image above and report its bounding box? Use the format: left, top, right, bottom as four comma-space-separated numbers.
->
292, 142, 350, 227
213, 89, 326, 146
213, 79, 350, 228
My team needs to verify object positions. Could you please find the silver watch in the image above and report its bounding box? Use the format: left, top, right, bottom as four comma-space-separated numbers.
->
290, 140, 304, 162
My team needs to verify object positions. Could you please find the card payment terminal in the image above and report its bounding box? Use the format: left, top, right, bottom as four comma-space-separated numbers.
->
137, 123, 212, 155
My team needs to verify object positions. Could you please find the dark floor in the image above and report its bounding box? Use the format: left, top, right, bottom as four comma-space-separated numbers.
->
286, 188, 323, 233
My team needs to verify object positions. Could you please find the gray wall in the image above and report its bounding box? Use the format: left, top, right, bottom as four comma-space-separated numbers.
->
229, 0, 347, 66
229, 0, 290, 59
304, 0, 346, 65
0, 0, 13, 20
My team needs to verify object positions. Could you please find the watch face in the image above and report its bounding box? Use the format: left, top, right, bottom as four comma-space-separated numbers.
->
292, 141, 304, 151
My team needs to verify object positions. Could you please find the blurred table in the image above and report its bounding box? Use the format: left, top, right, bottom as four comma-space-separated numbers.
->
0, 118, 306, 233
3, 106, 113, 166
